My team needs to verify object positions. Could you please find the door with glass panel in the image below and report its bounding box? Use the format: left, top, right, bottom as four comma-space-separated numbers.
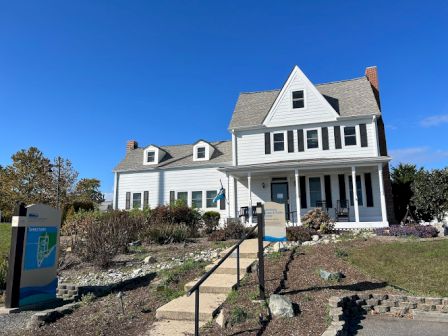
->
308, 177, 322, 208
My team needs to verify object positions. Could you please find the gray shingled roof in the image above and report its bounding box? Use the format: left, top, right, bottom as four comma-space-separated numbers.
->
114, 140, 232, 172
229, 77, 381, 129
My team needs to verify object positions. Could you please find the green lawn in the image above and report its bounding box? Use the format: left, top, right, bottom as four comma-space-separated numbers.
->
349, 239, 448, 297
0, 224, 11, 257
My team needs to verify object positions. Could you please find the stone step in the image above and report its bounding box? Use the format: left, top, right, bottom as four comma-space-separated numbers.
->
204, 257, 256, 275
147, 320, 205, 336
219, 239, 269, 259
156, 293, 226, 321
413, 310, 448, 323
184, 273, 238, 294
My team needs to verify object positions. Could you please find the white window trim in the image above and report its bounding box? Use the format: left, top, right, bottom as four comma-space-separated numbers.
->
343, 125, 358, 147
271, 131, 287, 153
205, 190, 219, 209
305, 128, 321, 151
143, 146, 161, 165
291, 89, 307, 109
191, 190, 204, 209
132, 192, 142, 209
176, 191, 189, 206
193, 142, 212, 161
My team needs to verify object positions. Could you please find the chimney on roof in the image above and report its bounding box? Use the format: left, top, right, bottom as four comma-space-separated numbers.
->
126, 140, 138, 152
365, 66, 381, 109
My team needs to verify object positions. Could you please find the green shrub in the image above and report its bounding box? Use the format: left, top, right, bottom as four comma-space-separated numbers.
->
230, 307, 248, 325
144, 224, 189, 244
286, 226, 316, 242
302, 209, 334, 233
0, 256, 8, 289
208, 219, 248, 241
202, 211, 220, 234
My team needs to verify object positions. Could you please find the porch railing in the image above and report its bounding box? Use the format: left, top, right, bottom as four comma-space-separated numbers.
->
186, 223, 259, 336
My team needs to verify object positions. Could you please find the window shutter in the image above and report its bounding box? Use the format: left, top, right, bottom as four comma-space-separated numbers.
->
287, 130, 294, 153
360, 124, 368, 147
338, 174, 346, 201
324, 175, 333, 208
125, 192, 131, 210
299, 176, 307, 208
264, 133, 271, 154
220, 189, 226, 210
169, 191, 175, 205
334, 126, 342, 149
144, 191, 149, 208
364, 173, 374, 207
297, 129, 304, 152
322, 127, 329, 150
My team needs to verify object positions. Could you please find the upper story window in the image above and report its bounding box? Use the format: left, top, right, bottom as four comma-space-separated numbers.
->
344, 126, 357, 146
306, 129, 319, 149
197, 147, 206, 159
292, 90, 305, 109
146, 151, 155, 163
273, 133, 285, 151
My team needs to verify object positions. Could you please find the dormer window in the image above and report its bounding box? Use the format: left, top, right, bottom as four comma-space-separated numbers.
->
147, 151, 155, 163
292, 90, 305, 109
197, 147, 206, 159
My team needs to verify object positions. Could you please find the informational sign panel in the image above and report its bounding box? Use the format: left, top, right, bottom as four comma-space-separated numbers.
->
263, 201, 287, 242
5, 204, 61, 308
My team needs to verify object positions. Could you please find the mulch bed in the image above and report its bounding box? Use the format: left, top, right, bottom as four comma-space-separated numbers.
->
203, 239, 404, 336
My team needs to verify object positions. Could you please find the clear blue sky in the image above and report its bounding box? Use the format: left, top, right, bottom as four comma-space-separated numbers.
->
1, 1, 448, 199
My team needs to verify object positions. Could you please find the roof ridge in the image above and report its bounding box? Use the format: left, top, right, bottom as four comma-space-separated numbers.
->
141, 139, 231, 149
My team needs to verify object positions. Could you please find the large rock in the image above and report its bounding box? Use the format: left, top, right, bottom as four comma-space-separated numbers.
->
269, 294, 294, 318
319, 269, 343, 282
143, 255, 157, 264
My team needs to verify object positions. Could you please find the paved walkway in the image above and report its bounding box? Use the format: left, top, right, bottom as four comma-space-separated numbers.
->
353, 316, 448, 336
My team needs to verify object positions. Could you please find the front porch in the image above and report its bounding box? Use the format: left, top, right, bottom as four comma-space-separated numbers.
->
220, 157, 390, 230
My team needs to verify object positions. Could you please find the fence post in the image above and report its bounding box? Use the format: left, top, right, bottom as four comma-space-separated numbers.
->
256, 202, 266, 301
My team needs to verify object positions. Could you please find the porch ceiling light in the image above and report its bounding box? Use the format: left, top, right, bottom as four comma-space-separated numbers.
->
262, 182, 266, 189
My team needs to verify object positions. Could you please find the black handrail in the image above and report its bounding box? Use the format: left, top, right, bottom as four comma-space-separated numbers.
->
187, 223, 259, 335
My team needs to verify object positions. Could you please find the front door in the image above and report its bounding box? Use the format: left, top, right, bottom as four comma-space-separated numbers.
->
271, 182, 289, 220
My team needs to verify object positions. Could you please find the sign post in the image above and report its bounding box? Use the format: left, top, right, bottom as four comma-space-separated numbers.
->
5, 203, 61, 308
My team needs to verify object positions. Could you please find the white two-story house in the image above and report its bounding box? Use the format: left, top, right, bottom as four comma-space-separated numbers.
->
113, 65, 395, 229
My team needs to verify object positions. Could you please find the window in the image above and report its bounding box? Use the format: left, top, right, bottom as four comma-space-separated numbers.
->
132, 193, 142, 209
344, 127, 357, 146
273, 133, 285, 152
309, 177, 322, 207
177, 192, 188, 205
206, 190, 217, 208
191, 191, 203, 208
292, 90, 305, 109
147, 151, 155, 163
307, 130, 319, 149
197, 147, 206, 159
349, 176, 363, 206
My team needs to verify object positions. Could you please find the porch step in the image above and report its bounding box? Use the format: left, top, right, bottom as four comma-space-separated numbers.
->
204, 257, 256, 275
219, 239, 269, 259
147, 320, 205, 336
184, 273, 237, 294
155, 293, 226, 321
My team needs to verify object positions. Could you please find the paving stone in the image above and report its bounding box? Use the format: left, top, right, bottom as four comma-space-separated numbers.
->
435, 305, 448, 313
408, 297, 425, 304
366, 299, 380, 306
418, 304, 437, 312
413, 310, 448, 323
389, 295, 407, 302
374, 306, 390, 313
381, 300, 398, 307
399, 302, 417, 309
371, 294, 388, 300
424, 298, 443, 305
389, 306, 409, 316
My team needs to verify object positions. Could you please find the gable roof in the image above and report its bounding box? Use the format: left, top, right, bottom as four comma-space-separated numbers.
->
229, 76, 381, 129
114, 140, 232, 172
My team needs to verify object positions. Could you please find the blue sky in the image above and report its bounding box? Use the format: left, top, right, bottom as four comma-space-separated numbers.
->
1, 1, 448, 199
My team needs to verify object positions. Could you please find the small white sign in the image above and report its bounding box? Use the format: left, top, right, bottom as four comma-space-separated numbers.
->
263, 202, 287, 242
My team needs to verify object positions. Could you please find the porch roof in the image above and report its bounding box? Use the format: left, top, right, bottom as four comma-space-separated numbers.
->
219, 156, 390, 176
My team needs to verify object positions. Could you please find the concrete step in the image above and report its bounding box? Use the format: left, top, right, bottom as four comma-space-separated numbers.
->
219, 239, 269, 259
147, 320, 205, 336
156, 293, 226, 322
184, 273, 238, 294
204, 257, 256, 275
413, 310, 448, 323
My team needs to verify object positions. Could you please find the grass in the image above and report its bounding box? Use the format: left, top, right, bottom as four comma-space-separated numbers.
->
0, 224, 11, 257
348, 239, 448, 297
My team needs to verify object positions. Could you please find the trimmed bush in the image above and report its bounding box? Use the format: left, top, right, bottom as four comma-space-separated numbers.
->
202, 211, 220, 234
145, 224, 189, 244
286, 226, 317, 242
375, 225, 438, 238
301, 209, 334, 233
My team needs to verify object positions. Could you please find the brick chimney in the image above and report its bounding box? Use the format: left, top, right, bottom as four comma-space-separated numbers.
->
126, 140, 138, 152
365, 66, 380, 108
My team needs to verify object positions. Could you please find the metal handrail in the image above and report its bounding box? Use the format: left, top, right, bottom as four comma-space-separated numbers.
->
187, 223, 259, 335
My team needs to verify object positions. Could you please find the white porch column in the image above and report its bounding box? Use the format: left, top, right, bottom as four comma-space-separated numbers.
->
226, 173, 231, 219
248, 172, 253, 225
351, 166, 360, 223
294, 168, 301, 225
378, 164, 388, 224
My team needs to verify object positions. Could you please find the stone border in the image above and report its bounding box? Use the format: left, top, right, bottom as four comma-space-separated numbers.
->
322, 293, 448, 336
27, 302, 81, 329
57, 283, 79, 301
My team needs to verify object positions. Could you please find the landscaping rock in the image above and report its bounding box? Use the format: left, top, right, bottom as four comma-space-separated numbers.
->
312, 235, 319, 241
269, 294, 294, 318
216, 310, 228, 328
143, 255, 157, 264
319, 269, 343, 281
